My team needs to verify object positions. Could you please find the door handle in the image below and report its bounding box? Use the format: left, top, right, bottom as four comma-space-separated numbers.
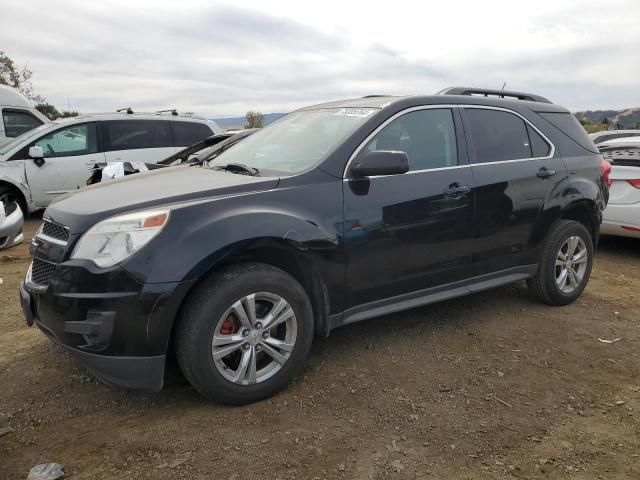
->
537, 167, 556, 179
444, 183, 471, 196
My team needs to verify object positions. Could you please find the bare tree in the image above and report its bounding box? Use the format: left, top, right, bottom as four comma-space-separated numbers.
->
0, 50, 40, 101
245, 111, 264, 129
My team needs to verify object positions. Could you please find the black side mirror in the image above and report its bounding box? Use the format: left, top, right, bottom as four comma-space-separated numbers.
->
350, 150, 410, 178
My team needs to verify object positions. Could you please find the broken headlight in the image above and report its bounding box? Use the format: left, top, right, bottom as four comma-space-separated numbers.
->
71, 209, 170, 268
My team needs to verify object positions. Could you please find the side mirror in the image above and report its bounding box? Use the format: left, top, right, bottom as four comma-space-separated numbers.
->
28, 146, 45, 167
350, 150, 410, 178
29, 146, 44, 158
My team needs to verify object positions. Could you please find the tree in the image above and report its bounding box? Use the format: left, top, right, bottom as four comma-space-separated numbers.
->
60, 110, 79, 118
35, 102, 60, 120
0, 50, 37, 100
245, 111, 264, 129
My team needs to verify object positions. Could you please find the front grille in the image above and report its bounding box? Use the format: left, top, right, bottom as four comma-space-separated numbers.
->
41, 219, 70, 243
31, 258, 57, 286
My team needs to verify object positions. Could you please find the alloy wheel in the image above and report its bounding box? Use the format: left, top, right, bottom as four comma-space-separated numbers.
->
212, 292, 297, 385
555, 236, 588, 294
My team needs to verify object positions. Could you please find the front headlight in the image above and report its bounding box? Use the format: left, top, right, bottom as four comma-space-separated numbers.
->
71, 209, 170, 268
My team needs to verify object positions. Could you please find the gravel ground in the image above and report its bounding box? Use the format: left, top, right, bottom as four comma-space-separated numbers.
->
1, 218, 639, 479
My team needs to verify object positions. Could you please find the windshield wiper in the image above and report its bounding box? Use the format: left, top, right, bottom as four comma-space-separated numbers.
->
214, 163, 260, 176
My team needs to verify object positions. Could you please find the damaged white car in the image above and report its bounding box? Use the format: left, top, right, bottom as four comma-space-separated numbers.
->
86, 129, 256, 184
0, 111, 223, 214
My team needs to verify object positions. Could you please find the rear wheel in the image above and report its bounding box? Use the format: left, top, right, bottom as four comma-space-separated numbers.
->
527, 220, 593, 306
175, 263, 314, 405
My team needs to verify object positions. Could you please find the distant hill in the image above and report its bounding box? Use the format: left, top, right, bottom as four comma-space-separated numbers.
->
213, 112, 286, 129
575, 107, 640, 128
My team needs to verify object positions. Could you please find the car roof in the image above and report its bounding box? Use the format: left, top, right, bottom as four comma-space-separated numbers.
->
299, 93, 570, 114
0, 84, 33, 108
69, 112, 216, 123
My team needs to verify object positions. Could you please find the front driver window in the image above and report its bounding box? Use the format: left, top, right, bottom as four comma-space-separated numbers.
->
364, 109, 458, 171
33, 123, 98, 158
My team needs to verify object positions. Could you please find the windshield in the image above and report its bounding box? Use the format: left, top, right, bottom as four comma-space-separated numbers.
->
209, 108, 378, 174
0, 123, 52, 156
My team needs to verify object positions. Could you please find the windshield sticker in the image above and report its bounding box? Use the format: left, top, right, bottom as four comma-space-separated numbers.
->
333, 108, 377, 118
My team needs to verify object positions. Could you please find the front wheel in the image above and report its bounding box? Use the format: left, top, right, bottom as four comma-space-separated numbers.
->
175, 263, 314, 405
527, 220, 594, 306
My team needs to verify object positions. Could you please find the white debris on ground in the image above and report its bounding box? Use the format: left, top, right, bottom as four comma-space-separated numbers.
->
26, 463, 64, 480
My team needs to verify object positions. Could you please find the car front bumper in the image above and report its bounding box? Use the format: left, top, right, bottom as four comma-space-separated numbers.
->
20, 262, 194, 391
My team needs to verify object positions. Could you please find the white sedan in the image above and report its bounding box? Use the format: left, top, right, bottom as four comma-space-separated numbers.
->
598, 138, 640, 238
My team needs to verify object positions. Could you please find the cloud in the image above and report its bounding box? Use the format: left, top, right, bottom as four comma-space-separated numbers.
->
0, 0, 638, 115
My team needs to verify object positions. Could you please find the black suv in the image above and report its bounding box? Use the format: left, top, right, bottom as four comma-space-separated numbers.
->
20, 87, 610, 404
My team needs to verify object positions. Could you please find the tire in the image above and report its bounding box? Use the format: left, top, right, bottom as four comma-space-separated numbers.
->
0, 184, 24, 215
175, 262, 314, 405
527, 220, 594, 306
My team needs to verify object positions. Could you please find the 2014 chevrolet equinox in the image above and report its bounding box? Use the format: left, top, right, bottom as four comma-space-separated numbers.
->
20, 88, 610, 405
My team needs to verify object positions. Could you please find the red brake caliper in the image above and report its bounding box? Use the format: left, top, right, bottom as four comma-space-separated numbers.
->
220, 318, 237, 335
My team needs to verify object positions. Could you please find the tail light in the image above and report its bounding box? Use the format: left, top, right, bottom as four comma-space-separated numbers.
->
627, 179, 640, 189
600, 159, 612, 188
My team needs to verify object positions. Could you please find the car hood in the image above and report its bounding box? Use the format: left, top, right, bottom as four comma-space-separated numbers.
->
45, 165, 279, 234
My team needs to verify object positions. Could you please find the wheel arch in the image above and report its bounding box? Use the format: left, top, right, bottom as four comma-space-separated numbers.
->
164, 237, 333, 364
559, 199, 600, 244
0, 178, 31, 214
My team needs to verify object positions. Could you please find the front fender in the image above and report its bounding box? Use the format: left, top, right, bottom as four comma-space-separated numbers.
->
0, 162, 35, 212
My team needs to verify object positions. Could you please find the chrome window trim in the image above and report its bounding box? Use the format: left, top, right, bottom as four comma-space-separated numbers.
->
342, 104, 555, 179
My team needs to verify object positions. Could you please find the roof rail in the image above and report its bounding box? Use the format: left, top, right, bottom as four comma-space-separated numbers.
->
362, 95, 388, 98
436, 87, 552, 104
116, 107, 134, 114
157, 109, 178, 116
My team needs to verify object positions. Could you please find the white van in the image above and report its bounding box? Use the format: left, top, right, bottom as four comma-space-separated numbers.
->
0, 112, 224, 212
0, 85, 50, 146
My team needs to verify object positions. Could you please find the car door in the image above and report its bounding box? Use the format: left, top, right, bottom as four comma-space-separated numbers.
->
102, 120, 176, 164
460, 107, 567, 275
343, 107, 475, 310
24, 122, 104, 207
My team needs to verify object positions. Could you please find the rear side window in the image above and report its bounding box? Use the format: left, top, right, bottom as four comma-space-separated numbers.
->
2, 109, 43, 137
103, 120, 173, 151
539, 112, 599, 153
363, 108, 458, 170
464, 109, 532, 163
527, 124, 551, 157
171, 121, 213, 146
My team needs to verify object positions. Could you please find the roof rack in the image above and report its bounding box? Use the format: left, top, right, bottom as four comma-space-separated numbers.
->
437, 87, 552, 104
157, 109, 178, 116
116, 107, 134, 114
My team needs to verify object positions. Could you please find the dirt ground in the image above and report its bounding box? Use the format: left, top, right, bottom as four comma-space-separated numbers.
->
0, 219, 639, 480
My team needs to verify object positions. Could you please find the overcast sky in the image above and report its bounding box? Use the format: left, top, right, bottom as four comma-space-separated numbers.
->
1, 0, 638, 117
